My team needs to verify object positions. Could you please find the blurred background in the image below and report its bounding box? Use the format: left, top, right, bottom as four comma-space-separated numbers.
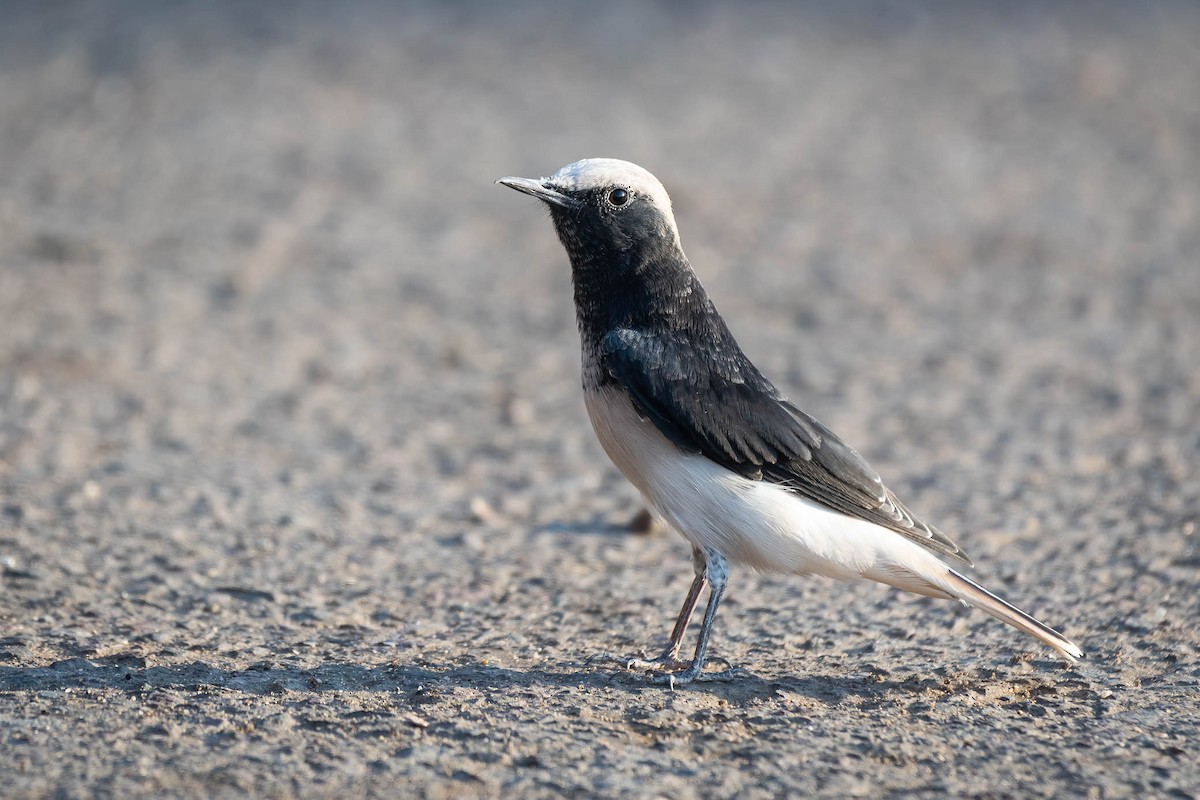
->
1, 1, 1199, 795
3, 0, 1197, 590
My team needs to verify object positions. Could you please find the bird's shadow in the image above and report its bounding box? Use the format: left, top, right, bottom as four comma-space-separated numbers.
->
0, 654, 958, 710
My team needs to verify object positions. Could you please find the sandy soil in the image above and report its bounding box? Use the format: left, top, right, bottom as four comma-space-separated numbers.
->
1, 2, 1198, 797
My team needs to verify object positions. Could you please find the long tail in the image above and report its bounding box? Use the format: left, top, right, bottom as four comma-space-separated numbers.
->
863, 548, 1083, 660
943, 567, 1083, 661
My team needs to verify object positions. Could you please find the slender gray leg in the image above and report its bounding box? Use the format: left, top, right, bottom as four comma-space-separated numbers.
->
653, 548, 732, 686
663, 545, 708, 658
627, 545, 707, 671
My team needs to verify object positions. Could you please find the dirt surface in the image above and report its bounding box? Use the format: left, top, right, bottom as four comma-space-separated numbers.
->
2, 2, 1199, 797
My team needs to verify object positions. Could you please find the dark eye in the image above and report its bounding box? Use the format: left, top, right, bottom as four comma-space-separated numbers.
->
608, 188, 629, 206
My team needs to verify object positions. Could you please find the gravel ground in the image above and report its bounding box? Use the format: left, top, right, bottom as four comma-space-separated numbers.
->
2, 2, 1199, 797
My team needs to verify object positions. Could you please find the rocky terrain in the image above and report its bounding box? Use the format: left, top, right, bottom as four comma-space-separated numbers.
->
1, 2, 1198, 797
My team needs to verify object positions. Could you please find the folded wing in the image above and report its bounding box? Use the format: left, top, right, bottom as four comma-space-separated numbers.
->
600, 328, 971, 564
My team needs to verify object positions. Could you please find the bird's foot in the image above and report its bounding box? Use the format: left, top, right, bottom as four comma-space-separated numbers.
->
588, 652, 740, 686
644, 655, 738, 687
624, 653, 693, 674
587, 650, 690, 673
583, 652, 638, 669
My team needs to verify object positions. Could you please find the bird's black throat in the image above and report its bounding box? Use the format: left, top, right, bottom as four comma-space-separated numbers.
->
550, 205, 729, 353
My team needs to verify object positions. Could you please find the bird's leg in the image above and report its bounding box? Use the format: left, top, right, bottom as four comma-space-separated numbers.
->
626, 545, 707, 672
663, 546, 708, 659
652, 548, 734, 686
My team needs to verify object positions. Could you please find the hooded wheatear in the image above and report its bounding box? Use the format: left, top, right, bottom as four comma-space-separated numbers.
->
499, 158, 1082, 684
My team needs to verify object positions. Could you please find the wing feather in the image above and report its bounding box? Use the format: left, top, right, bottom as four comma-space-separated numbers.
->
600, 328, 971, 564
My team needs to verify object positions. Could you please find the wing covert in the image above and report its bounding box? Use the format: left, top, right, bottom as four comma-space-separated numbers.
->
599, 328, 970, 564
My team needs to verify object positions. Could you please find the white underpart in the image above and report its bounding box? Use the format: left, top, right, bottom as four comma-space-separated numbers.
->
584, 386, 947, 587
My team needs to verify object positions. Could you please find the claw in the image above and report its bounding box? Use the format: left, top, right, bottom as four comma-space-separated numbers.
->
625, 655, 691, 673
649, 662, 740, 687
585, 652, 639, 668
587, 650, 741, 686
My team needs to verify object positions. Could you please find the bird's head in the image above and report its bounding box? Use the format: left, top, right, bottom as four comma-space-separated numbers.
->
497, 158, 683, 270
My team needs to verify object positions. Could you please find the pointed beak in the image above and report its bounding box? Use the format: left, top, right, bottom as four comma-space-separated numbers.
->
496, 176, 579, 210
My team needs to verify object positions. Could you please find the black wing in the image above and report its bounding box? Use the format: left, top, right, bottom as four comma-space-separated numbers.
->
600, 328, 971, 564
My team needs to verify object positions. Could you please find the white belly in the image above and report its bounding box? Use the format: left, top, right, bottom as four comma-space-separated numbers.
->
583, 385, 942, 581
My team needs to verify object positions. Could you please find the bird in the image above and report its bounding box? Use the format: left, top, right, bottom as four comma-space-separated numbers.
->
497, 158, 1082, 684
